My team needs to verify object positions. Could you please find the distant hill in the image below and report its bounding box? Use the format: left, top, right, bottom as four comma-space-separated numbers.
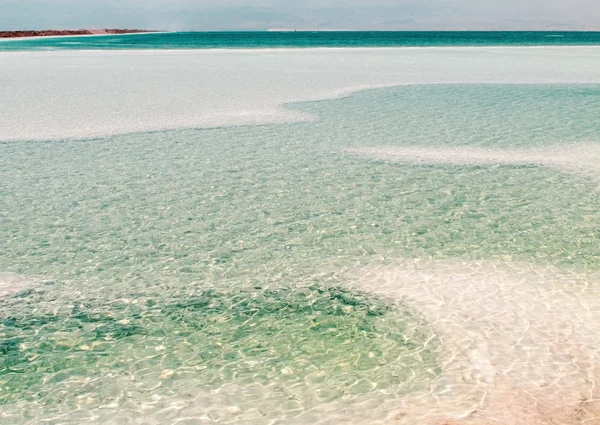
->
0, 29, 155, 39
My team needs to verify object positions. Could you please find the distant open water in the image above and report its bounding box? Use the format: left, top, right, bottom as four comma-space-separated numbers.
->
2, 31, 600, 51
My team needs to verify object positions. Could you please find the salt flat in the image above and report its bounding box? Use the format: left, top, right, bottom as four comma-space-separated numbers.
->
2, 47, 600, 142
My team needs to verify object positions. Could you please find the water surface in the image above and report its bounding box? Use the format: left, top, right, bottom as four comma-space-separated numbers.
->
1, 84, 600, 424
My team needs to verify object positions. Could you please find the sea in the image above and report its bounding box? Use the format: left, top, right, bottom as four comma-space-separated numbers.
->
2, 30, 600, 51
1, 32, 600, 425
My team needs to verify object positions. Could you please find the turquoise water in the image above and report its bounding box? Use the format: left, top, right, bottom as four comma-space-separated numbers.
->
2, 31, 600, 51
1, 84, 600, 423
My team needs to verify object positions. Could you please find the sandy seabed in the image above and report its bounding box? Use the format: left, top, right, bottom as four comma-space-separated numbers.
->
0, 274, 46, 297
352, 260, 600, 425
346, 142, 600, 181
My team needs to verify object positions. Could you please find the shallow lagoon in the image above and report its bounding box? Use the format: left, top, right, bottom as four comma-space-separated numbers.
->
1, 83, 600, 424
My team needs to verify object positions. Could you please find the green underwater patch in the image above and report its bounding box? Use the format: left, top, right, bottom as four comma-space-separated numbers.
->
0, 285, 439, 406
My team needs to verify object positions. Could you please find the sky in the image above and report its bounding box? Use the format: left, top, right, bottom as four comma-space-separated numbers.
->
1, 0, 599, 31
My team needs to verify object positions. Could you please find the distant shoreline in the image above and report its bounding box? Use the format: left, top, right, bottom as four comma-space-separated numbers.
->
0, 29, 156, 39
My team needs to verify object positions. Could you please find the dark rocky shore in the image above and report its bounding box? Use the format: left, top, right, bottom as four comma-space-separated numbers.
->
0, 29, 155, 39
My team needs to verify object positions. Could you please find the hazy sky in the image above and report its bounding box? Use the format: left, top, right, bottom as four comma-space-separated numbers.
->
1, 0, 599, 31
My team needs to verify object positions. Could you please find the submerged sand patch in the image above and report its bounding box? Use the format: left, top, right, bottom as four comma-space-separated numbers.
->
346, 142, 600, 181
0, 273, 45, 297
351, 259, 600, 424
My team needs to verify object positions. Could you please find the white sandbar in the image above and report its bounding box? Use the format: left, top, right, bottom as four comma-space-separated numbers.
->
0, 273, 43, 297
351, 260, 600, 424
1, 47, 600, 142
347, 142, 600, 180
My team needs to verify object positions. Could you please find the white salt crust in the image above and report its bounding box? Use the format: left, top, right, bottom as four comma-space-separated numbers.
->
1, 47, 600, 142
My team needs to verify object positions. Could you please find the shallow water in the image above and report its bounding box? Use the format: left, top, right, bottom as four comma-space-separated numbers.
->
1, 84, 600, 424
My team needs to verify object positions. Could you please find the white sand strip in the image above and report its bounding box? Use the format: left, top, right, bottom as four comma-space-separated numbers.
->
346, 142, 600, 179
351, 259, 600, 424
1, 47, 600, 142
0, 273, 44, 297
